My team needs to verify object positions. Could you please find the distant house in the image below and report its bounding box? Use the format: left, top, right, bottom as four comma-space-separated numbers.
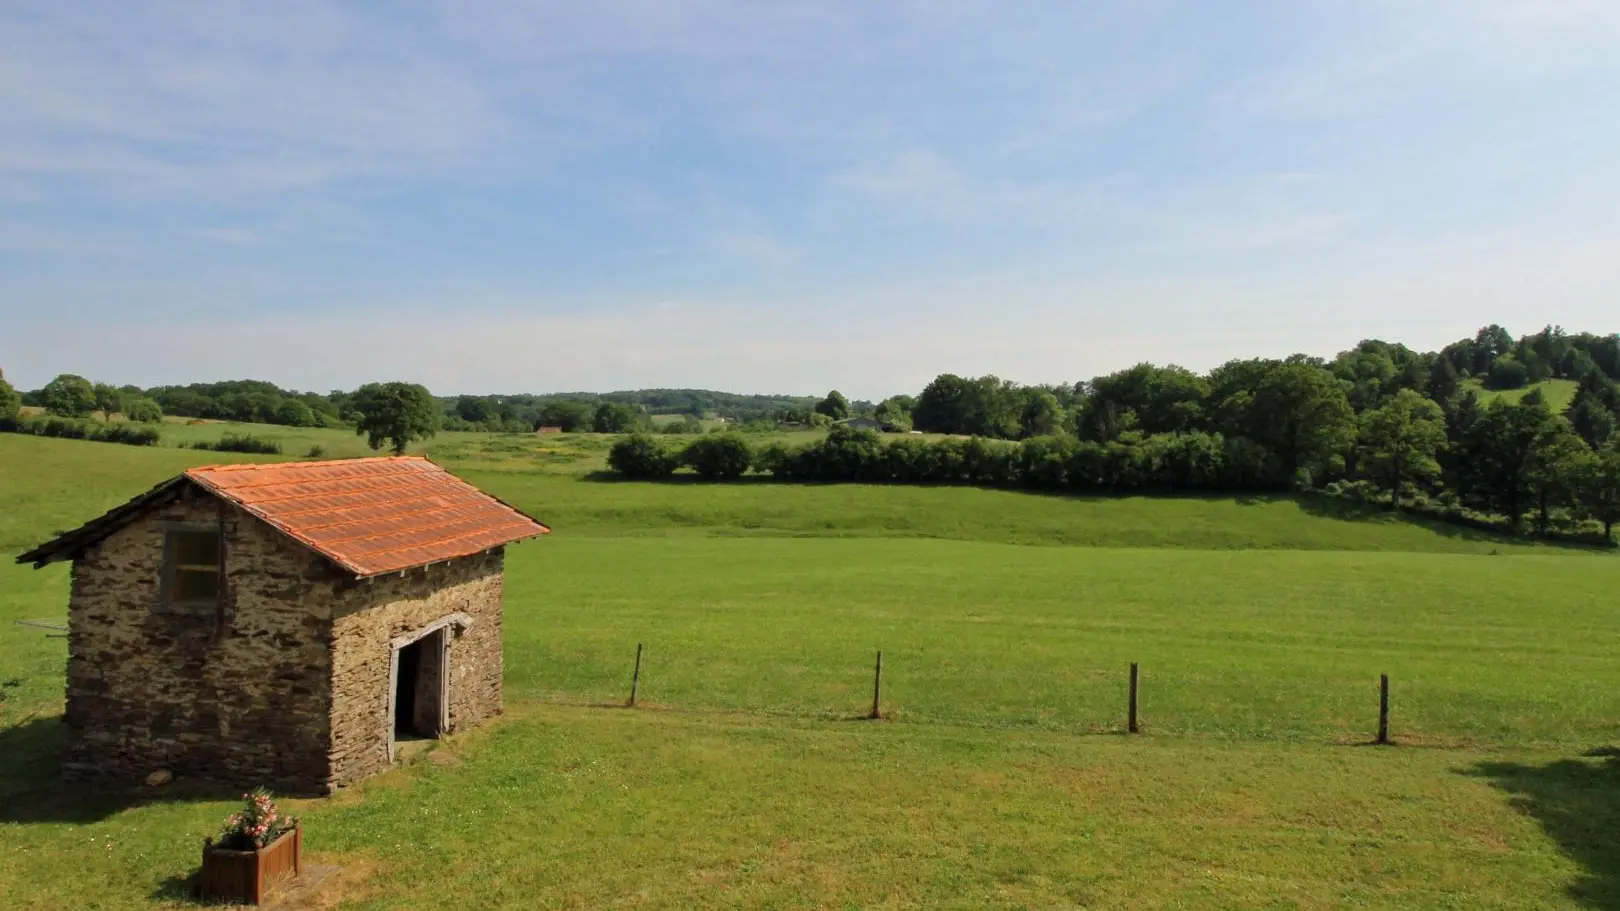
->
15, 456, 550, 794
534, 425, 564, 435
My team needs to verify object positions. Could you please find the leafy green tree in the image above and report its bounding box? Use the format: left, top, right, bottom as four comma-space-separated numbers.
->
454, 395, 501, 424
1473, 324, 1515, 375
593, 402, 643, 434
1081, 364, 1208, 440
274, 399, 316, 427
0, 368, 19, 423
1486, 356, 1530, 391
1520, 349, 1553, 384
1439, 390, 1483, 491
914, 374, 971, 434
607, 434, 681, 478
910, 374, 1023, 437
807, 425, 888, 481
1575, 443, 1620, 544
682, 434, 753, 479
1357, 390, 1447, 509
1578, 333, 1620, 379
41, 374, 96, 417
537, 400, 594, 432
351, 381, 440, 454
1526, 420, 1590, 535
1020, 390, 1066, 439
1565, 370, 1620, 448
1212, 360, 1354, 485
124, 397, 164, 423
1425, 355, 1461, 404
1331, 345, 1399, 412
1558, 346, 1596, 380
814, 390, 850, 421
874, 395, 915, 430
1455, 397, 1562, 530
92, 382, 124, 419
1567, 397, 1617, 450
1440, 339, 1476, 377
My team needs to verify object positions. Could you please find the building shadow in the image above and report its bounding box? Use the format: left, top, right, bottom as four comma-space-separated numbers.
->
0, 715, 241, 824
1468, 750, 1620, 910
0, 714, 64, 805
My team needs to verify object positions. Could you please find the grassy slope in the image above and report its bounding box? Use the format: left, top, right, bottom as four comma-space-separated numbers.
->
1465, 377, 1579, 411
2, 432, 1619, 909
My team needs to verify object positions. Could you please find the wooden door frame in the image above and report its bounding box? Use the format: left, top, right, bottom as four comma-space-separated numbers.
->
385, 612, 473, 762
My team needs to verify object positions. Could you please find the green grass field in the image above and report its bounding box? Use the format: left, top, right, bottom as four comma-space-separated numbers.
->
1464, 377, 1579, 412
3, 428, 1619, 909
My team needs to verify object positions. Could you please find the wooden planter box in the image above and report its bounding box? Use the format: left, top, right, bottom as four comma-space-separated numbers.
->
200, 826, 301, 905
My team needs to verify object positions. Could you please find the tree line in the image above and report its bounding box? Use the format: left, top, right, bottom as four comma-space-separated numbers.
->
604, 325, 1620, 543
5, 370, 825, 434
7, 323, 1620, 540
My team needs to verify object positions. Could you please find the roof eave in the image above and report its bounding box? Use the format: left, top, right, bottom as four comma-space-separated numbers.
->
346, 526, 552, 579
14, 476, 193, 569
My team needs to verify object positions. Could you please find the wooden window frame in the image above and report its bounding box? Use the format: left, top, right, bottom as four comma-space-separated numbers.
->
157, 524, 223, 614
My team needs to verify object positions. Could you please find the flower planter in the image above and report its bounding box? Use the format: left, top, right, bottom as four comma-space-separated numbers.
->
200, 825, 301, 905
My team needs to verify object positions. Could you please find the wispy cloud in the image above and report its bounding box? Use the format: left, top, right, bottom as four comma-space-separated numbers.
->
0, 1, 513, 199
1, 1, 1617, 396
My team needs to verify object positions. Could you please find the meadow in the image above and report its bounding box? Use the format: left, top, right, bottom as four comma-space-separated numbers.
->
2, 424, 1620, 909
1463, 377, 1580, 411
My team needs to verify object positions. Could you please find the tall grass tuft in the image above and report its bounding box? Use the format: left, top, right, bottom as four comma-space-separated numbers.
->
191, 433, 283, 454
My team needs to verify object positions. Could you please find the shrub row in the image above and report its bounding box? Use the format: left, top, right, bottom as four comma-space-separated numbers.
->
1319, 478, 1608, 543
0, 416, 160, 446
608, 427, 1287, 493
190, 433, 283, 454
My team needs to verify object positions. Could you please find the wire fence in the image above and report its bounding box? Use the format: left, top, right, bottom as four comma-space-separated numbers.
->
514, 642, 1620, 750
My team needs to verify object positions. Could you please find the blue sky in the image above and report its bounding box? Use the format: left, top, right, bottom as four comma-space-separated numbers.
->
2, 0, 1617, 399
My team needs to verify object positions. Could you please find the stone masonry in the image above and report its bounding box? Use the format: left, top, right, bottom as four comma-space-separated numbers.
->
62, 484, 509, 795
64, 485, 338, 793
328, 550, 504, 787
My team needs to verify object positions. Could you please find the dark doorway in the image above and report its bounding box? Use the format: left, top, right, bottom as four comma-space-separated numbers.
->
394, 639, 422, 737
392, 628, 447, 748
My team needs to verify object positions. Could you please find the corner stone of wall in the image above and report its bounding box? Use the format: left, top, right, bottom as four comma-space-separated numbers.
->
328, 550, 505, 788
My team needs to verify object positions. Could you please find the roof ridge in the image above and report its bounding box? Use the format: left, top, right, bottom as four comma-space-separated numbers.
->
21, 456, 548, 577
187, 456, 432, 475
191, 471, 443, 496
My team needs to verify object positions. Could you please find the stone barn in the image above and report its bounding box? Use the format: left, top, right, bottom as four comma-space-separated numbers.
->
15, 456, 549, 794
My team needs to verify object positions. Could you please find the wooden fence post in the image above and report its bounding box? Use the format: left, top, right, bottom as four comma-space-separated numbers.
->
1128, 662, 1140, 734
629, 643, 643, 707
870, 650, 883, 720
1377, 673, 1389, 745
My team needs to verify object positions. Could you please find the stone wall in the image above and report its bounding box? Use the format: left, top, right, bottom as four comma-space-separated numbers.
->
64, 484, 338, 793
327, 550, 505, 787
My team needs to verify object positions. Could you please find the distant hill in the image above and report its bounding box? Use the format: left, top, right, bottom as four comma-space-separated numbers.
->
592, 388, 820, 417
439, 388, 822, 423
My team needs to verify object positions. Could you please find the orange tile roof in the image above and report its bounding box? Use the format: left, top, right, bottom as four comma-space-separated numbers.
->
184, 456, 549, 577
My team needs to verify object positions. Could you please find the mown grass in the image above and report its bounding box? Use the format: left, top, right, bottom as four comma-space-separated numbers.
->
2, 431, 1619, 908
1464, 377, 1580, 412
5, 707, 1612, 910
494, 536, 1620, 747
